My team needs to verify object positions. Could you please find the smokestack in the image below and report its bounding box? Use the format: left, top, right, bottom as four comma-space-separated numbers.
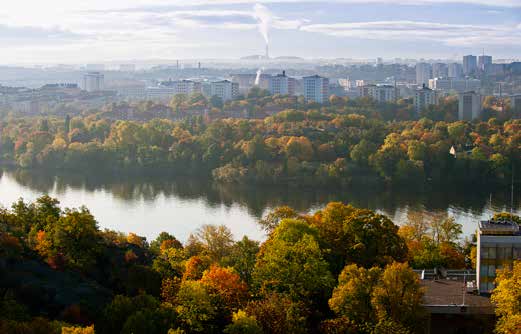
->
265, 44, 269, 59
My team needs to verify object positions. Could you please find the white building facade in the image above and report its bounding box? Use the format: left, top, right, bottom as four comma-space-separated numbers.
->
303, 75, 330, 104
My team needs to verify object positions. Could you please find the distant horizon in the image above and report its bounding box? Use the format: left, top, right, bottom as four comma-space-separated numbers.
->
1, 0, 520, 64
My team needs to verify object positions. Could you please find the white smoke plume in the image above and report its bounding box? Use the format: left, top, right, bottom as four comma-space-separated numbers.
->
255, 67, 264, 86
253, 4, 273, 45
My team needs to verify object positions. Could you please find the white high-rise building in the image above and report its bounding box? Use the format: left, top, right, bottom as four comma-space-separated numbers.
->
303, 75, 330, 104
414, 85, 438, 113
448, 63, 463, 79
268, 71, 296, 96
416, 63, 432, 86
458, 91, 482, 120
359, 84, 396, 103
83, 72, 104, 92
210, 80, 239, 102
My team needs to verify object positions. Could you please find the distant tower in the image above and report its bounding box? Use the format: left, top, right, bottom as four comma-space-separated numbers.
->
265, 45, 269, 59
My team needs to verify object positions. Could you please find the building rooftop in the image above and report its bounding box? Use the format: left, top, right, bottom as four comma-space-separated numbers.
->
421, 280, 494, 314
479, 219, 520, 235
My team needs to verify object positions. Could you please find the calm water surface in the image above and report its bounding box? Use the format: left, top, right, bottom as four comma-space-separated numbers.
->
0, 169, 519, 242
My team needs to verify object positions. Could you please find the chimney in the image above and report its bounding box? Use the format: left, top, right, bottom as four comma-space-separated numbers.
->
283, 70, 286, 77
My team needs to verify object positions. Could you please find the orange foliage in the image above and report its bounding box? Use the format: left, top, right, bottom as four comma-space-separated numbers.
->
127, 233, 145, 247
161, 277, 182, 304
183, 256, 210, 281
124, 250, 138, 263
440, 243, 465, 269
201, 265, 249, 310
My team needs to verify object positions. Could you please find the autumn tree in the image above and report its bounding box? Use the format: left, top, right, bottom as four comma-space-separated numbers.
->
491, 261, 521, 334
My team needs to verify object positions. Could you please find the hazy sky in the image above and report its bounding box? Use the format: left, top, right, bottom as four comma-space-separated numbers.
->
1, 0, 521, 64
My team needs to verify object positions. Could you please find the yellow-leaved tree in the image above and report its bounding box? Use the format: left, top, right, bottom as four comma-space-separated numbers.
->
491, 261, 521, 334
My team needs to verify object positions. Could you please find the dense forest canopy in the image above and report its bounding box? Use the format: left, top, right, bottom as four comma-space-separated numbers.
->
0, 94, 519, 188
2, 196, 497, 333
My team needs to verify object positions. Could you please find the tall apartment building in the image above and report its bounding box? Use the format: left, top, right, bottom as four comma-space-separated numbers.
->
448, 63, 463, 79
83, 72, 105, 92
477, 218, 521, 294
463, 55, 478, 75
511, 94, 521, 116
458, 91, 482, 120
478, 55, 493, 71
414, 85, 438, 113
416, 62, 432, 86
210, 80, 239, 102
268, 71, 296, 96
303, 75, 330, 104
359, 84, 396, 103
432, 63, 448, 79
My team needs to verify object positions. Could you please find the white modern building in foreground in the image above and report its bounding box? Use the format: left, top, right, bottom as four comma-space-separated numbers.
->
303, 75, 329, 104
477, 218, 521, 294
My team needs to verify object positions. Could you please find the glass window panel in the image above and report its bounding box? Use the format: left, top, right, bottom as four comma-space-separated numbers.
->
498, 247, 505, 260
489, 247, 496, 259
481, 247, 488, 259
488, 265, 496, 277
480, 265, 488, 278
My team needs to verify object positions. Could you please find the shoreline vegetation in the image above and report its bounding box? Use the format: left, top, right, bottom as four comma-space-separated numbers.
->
0, 96, 519, 189
4, 195, 510, 334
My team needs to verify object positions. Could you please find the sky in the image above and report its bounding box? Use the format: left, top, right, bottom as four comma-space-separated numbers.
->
1, 0, 521, 64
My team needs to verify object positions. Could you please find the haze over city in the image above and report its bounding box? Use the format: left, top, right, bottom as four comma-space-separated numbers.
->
1, 0, 521, 64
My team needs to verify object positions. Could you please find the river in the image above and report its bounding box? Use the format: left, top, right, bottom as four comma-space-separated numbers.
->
0, 168, 519, 242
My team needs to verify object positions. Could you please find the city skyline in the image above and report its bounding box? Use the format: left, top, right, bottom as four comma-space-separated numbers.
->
1, 0, 521, 64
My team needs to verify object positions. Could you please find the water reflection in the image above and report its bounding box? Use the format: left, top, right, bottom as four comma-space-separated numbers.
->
1, 168, 519, 242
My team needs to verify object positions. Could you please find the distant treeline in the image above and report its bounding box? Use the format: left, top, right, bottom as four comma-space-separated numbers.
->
0, 95, 519, 187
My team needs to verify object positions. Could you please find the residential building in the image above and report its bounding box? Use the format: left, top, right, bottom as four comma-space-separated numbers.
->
477, 217, 521, 294
160, 80, 202, 96
146, 86, 176, 101
484, 63, 506, 76
458, 91, 482, 120
83, 72, 105, 92
303, 75, 330, 104
359, 84, 396, 103
414, 85, 438, 113
448, 63, 463, 79
429, 78, 481, 93
478, 55, 492, 71
416, 62, 432, 86
210, 80, 239, 102
268, 71, 295, 96
432, 63, 448, 79
463, 55, 477, 75
511, 94, 521, 115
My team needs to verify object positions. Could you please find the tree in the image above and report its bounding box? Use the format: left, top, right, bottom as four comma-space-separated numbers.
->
223, 310, 263, 334
253, 219, 334, 303
190, 225, 234, 263
200, 265, 249, 315
227, 236, 259, 285
175, 280, 216, 333
245, 293, 308, 334
371, 262, 425, 332
311, 204, 407, 272
329, 264, 382, 325
491, 261, 521, 334
258, 206, 299, 234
